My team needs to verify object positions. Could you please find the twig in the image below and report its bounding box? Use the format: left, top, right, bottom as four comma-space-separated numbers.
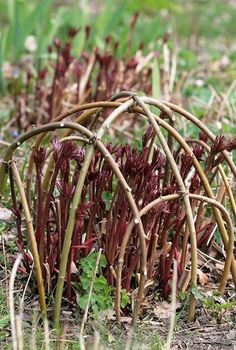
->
93, 330, 101, 350
9, 254, 22, 350
43, 318, 51, 350
20, 261, 34, 313
31, 309, 38, 350
15, 315, 24, 350
125, 327, 134, 350
55, 323, 70, 350
169, 49, 177, 93
1, 235, 9, 307
166, 259, 178, 350
16, 261, 34, 350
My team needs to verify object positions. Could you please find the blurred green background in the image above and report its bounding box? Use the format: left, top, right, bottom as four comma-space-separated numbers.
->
1, 0, 236, 64
1, 0, 236, 136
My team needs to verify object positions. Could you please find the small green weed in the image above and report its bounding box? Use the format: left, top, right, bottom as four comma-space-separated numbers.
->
203, 293, 236, 314
73, 252, 130, 319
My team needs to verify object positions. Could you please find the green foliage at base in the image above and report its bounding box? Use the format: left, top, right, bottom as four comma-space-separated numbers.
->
73, 252, 130, 319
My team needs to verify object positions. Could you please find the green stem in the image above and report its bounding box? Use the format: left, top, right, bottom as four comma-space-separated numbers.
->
53, 145, 94, 329
53, 99, 148, 329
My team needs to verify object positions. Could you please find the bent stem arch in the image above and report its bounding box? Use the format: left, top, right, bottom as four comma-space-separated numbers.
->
133, 95, 198, 321
174, 138, 236, 217
0, 120, 147, 329
185, 138, 236, 216
111, 93, 236, 289
1, 93, 235, 328
24, 101, 122, 204
141, 96, 236, 287
35, 95, 236, 323
162, 101, 236, 178
109, 91, 236, 316
54, 99, 147, 329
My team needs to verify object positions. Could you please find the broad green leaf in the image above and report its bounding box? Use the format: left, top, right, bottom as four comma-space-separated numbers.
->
78, 295, 88, 310
94, 275, 107, 289
100, 254, 107, 268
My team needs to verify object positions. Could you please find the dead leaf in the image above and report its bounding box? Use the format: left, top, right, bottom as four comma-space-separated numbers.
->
197, 269, 209, 286
120, 316, 132, 324
226, 329, 236, 340
70, 261, 78, 274
215, 262, 224, 272
153, 301, 171, 319
0, 207, 13, 222
102, 309, 115, 321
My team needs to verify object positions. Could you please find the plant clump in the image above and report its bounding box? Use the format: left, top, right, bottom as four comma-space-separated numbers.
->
0, 92, 235, 330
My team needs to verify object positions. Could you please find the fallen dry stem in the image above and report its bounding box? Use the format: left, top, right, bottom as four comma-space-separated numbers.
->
166, 259, 178, 350
9, 254, 22, 350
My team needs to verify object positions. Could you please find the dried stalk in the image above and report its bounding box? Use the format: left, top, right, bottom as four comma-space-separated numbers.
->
165, 259, 178, 350
10, 162, 47, 317
15, 315, 24, 350
43, 318, 51, 350
9, 254, 22, 350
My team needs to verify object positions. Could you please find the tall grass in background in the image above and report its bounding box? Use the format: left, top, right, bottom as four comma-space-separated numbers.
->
0, 0, 176, 91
